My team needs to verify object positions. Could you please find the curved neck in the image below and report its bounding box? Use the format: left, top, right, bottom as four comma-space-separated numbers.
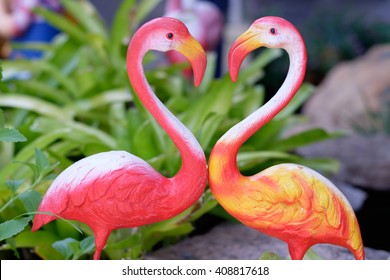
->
126, 40, 206, 184
213, 44, 307, 177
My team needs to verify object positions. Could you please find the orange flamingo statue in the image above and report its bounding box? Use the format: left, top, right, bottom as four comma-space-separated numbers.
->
32, 17, 208, 260
208, 16, 364, 260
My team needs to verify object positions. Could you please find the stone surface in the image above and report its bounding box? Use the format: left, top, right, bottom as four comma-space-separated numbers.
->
298, 134, 390, 191
302, 44, 390, 133
148, 222, 390, 260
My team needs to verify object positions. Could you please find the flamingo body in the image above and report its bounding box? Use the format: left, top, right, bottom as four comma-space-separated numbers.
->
33, 18, 208, 260
209, 16, 364, 260
33, 151, 174, 230
210, 151, 364, 259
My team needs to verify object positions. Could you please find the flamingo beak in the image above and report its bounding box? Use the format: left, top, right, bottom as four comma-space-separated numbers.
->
229, 27, 262, 82
177, 36, 207, 87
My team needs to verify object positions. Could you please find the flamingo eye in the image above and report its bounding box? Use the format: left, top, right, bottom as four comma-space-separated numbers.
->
270, 28, 277, 35
166, 33, 174, 40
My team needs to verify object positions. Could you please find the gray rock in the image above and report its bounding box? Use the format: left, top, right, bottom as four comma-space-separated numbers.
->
298, 134, 390, 191
302, 44, 390, 133
148, 222, 390, 260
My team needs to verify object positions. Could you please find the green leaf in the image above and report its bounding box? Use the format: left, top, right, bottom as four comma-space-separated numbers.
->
258, 251, 283, 260
110, 0, 136, 59
64, 89, 132, 117
34, 148, 50, 172
13, 149, 58, 184
52, 237, 78, 260
11, 230, 60, 248
237, 49, 282, 84
268, 129, 340, 151
61, 0, 107, 37
188, 190, 218, 222
31, 117, 116, 148
79, 236, 95, 255
5, 229, 64, 259
135, 0, 162, 23
0, 128, 27, 142
0, 94, 71, 120
132, 121, 160, 159
12, 79, 72, 105
276, 83, 315, 119
143, 222, 194, 252
181, 75, 235, 132
198, 113, 224, 149
303, 248, 322, 260
5, 238, 20, 258
2, 60, 79, 98
198, 53, 217, 94
0, 216, 32, 241
237, 150, 297, 170
51, 236, 95, 260
16, 161, 40, 181
0, 129, 71, 184
10, 42, 50, 52
231, 85, 264, 119
19, 191, 42, 212
5, 179, 24, 193
0, 109, 5, 127
34, 7, 86, 43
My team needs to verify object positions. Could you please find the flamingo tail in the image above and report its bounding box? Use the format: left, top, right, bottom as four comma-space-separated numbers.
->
31, 213, 57, 232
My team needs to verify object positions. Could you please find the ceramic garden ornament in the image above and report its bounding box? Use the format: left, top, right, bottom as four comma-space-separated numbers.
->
208, 16, 364, 260
32, 17, 208, 260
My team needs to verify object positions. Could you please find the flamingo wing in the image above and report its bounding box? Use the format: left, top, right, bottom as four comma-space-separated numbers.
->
222, 164, 353, 234
33, 151, 166, 230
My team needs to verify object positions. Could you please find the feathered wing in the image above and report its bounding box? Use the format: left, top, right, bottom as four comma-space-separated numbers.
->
218, 164, 363, 255
32, 151, 166, 231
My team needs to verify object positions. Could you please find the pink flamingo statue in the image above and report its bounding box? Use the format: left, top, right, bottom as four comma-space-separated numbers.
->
208, 16, 365, 260
32, 17, 208, 260
164, 0, 223, 68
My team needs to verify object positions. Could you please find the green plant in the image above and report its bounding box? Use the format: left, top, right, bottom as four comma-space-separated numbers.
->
304, 7, 390, 83
259, 249, 322, 260
0, 0, 338, 259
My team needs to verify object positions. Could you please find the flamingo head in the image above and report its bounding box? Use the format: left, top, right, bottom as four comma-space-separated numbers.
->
135, 17, 207, 87
229, 16, 305, 82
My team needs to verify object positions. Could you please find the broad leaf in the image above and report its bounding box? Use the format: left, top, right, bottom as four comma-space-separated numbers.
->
34, 148, 50, 174
19, 190, 42, 212
198, 113, 224, 149
0, 128, 27, 142
79, 236, 95, 255
61, 0, 107, 37
52, 237, 78, 260
5, 179, 24, 193
267, 128, 340, 152
135, 0, 162, 23
0, 94, 70, 120
110, 0, 136, 59
0, 216, 32, 241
